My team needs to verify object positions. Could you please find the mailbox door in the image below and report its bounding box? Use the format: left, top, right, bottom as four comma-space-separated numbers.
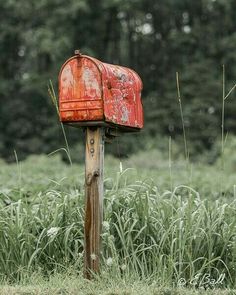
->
101, 63, 143, 129
59, 57, 104, 122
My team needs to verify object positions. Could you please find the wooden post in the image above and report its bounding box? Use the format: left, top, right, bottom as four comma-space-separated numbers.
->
84, 127, 104, 279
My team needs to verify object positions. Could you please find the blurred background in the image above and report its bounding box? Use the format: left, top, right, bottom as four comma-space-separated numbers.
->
1, 0, 236, 162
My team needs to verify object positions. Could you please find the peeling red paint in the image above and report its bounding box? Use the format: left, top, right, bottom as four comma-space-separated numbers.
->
59, 54, 143, 130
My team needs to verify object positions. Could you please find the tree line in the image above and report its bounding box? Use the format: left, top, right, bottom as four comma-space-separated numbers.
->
1, 0, 236, 161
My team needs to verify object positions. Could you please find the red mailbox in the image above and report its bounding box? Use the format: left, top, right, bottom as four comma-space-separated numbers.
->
59, 52, 143, 131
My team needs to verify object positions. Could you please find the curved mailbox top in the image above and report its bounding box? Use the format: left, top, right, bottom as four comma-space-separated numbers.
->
59, 53, 143, 131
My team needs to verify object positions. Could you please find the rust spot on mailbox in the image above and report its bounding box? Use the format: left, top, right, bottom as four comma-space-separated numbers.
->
59, 53, 143, 131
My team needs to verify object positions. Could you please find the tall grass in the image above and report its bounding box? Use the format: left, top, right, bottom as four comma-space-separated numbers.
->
176, 72, 189, 163
48, 81, 72, 165
220, 66, 236, 164
0, 163, 236, 288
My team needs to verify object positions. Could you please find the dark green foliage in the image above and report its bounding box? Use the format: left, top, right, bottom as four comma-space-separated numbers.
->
0, 0, 236, 160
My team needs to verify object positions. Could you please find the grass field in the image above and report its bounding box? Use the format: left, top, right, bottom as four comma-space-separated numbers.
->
1, 139, 236, 294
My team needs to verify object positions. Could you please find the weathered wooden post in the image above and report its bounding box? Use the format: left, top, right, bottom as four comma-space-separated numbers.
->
58, 50, 143, 279
84, 127, 104, 278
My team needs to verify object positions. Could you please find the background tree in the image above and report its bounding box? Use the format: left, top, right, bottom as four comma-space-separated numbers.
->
0, 0, 236, 161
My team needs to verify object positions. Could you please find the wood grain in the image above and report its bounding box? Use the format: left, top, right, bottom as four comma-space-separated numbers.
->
84, 127, 104, 279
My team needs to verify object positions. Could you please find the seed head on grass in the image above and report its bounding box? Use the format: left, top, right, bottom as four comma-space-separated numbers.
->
47, 227, 60, 237
106, 257, 113, 266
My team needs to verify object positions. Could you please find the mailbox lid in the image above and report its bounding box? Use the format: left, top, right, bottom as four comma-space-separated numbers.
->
101, 62, 143, 129
59, 56, 104, 122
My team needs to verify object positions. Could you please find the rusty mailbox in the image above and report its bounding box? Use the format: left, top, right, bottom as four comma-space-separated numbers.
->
59, 52, 143, 131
